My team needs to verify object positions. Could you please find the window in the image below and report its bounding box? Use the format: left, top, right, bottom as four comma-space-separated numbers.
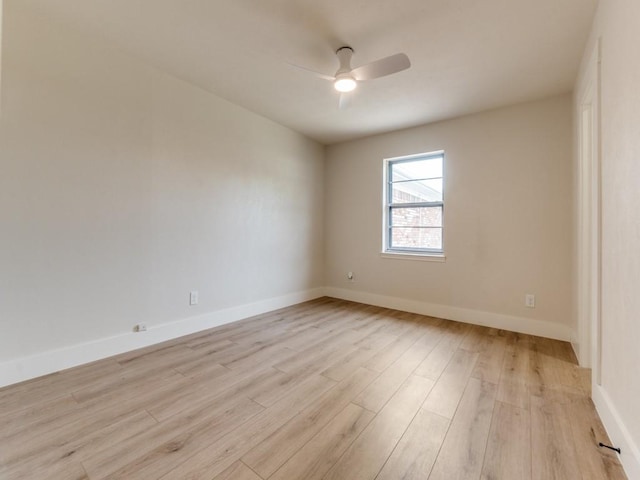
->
384, 151, 444, 255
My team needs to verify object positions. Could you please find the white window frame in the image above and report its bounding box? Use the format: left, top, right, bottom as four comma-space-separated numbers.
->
382, 151, 445, 259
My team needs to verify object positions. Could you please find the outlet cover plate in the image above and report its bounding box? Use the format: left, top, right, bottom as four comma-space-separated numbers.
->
190, 291, 199, 305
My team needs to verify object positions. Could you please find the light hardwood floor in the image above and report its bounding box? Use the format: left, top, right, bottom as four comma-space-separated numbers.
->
0, 298, 627, 479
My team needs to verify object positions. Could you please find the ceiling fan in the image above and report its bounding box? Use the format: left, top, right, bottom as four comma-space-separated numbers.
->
294, 46, 411, 107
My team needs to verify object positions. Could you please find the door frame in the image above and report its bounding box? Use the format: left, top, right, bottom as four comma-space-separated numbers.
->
576, 39, 601, 385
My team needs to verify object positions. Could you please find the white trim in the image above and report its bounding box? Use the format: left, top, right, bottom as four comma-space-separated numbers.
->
0, 288, 324, 388
324, 287, 571, 341
592, 384, 640, 480
0, 285, 577, 388
380, 252, 446, 262
575, 38, 602, 380
385, 150, 445, 162
570, 332, 580, 368
382, 151, 446, 256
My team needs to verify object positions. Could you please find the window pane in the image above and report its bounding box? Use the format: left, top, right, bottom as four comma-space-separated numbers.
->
391, 206, 442, 227
391, 227, 442, 250
391, 178, 443, 203
391, 157, 442, 181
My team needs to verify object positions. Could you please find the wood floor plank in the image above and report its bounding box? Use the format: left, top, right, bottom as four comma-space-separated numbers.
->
539, 349, 584, 390
364, 333, 417, 372
414, 322, 470, 380
375, 407, 450, 480
353, 339, 432, 412
567, 396, 628, 480
375, 311, 422, 337
221, 344, 296, 371
77, 370, 189, 415
322, 374, 435, 480
0, 394, 80, 441
185, 326, 258, 350
502, 337, 533, 379
481, 401, 531, 480
578, 367, 592, 396
249, 358, 343, 408
3, 391, 164, 468
422, 348, 480, 419
496, 337, 531, 410
279, 326, 330, 351
269, 403, 375, 480
471, 333, 508, 384
116, 344, 197, 373
242, 367, 378, 478
3, 370, 185, 455
529, 382, 585, 405
496, 379, 530, 411
224, 322, 295, 346
0, 357, 123, 396
157, 374, 336, 480
353, 330, 398, 352
81, 396, 263, 479
97, 399, 264, 479
3, 409, 157, 480
212, 461, 262, 480
321, 346, 378, 382
146, 365, 282, 422
530, 393, 583, 480
272, 329, 357, 374
527, 340, 547, 387
1, 460, 88, 480
0, 359, 123, 415
459, 324, 489, 352
71, 362, 197, 404
172, 342, 243, 376
429, 378, 497, 480
294, 301, 367, 331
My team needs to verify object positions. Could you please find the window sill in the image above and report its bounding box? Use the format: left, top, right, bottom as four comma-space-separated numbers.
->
380, 251, 446, 262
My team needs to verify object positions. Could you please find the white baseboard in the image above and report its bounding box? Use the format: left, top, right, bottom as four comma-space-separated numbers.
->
0, 288, 324, 388
0, 286, 576, 388
570, 329, 583, 366
592, 384, 640, 480
324, 287, 572, 341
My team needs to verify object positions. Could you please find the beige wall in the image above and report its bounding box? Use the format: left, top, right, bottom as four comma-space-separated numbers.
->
325, 96, 573, 337
576, 0, 640, 475
0, 3, 324, 370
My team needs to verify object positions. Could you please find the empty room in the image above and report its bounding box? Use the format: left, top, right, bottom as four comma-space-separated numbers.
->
1, 0, 638, 479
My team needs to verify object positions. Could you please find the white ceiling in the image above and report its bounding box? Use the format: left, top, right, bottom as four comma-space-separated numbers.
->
19, 0, 598, 144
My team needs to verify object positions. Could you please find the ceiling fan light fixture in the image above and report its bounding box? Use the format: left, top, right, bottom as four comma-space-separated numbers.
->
334, 75, 357, 92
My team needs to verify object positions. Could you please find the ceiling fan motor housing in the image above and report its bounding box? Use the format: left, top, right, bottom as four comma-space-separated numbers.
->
335, 46, 354, 75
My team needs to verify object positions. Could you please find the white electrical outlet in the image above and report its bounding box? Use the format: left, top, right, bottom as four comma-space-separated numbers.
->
347, 271, 354, 281
190, 291, 199, 305
134, 323, 147, 332
525, 294, 536, 308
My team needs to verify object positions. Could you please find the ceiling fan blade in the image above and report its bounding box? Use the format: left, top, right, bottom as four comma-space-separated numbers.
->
287, 63, 335, 81
351, 53, 411, 81
338, 92, 353, 110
